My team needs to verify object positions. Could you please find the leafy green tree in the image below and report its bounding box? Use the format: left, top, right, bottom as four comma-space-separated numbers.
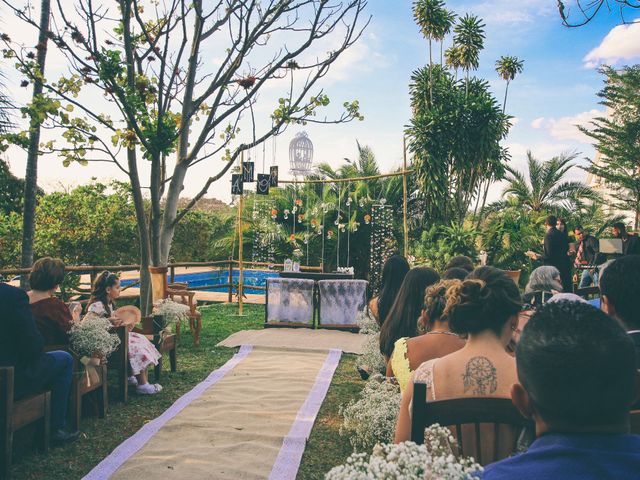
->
453, 13, 485, 89
414, 222, 478, 272
408, 65, 510, 225
0, 158, 28, 215
1, 0, 368, 311
413, 0, 456, 101
580, 65, 640, 228
487, 151, 600, 214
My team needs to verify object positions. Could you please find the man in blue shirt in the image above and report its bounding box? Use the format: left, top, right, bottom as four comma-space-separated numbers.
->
483, 301, 640, 479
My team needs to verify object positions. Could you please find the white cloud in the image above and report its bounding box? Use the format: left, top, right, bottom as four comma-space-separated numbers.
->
528, 110, 603, 143
584, 22, 640, 68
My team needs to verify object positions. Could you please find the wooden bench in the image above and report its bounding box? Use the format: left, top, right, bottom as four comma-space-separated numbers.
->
43, 346, 107, 432
0, 367, 50, 479
167, 283, 202, 346
108, 326, 129, 403
411, 384, 533, 465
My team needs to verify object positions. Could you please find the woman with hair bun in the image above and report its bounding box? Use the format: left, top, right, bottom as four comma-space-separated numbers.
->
395, 266, 522, 442
386, 280, 465, 393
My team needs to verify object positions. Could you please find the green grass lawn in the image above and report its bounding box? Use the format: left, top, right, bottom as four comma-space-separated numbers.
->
10, 303, 365, 480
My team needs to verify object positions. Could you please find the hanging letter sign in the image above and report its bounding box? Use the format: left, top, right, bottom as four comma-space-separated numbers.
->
231, 174, 243, 195
257, 174, 270, 195
243, 161, 255, 182
269, 165, 279, 187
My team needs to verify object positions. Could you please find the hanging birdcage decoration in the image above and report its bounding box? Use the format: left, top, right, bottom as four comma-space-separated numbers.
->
289, 131, 314, 177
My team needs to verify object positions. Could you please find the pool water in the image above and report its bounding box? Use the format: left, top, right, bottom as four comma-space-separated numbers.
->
121, 269, 278, 295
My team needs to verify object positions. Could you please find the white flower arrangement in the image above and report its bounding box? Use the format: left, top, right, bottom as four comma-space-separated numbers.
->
340, 374, 402, 452
70, 313, 121, 358
358, 333, 386, 377
152, 298, 191, 328
356, 309, 379, 335
326, 426, 482, 480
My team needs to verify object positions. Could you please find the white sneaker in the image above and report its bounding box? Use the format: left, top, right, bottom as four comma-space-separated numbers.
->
128, 376, 138, 386
136, 383, 163, 395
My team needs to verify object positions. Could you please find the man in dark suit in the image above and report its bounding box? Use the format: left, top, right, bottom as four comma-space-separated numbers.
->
0, 282, 78, 443
527, 215, 572, 292
612, 222, 640, 256
573, 226, 599, 287
600, 256, 640, 361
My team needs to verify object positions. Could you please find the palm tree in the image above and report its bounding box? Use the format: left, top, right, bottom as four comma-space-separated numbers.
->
452, 13, 485, 93
0, 72, 13, 134
490, 151, 600, 213
444, 45, 464, 80
495, 55, 524, 113
413, 0, 456, 102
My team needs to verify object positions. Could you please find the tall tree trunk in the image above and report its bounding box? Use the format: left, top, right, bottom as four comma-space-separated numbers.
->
20, 0, 50, 288
502, 80, 510, 114
127, 148, 153, 314
428, 37, 433, 104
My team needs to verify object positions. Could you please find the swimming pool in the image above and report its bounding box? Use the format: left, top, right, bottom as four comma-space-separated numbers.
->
121, 269, 278, 295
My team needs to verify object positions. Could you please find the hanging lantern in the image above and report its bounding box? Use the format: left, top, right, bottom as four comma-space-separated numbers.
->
364, 214, 371, 224
346, 197, 352, 207
298, 214, 304, 223
289, 233, 296, 242
284, 209, 290, 219
289, 131, 314, 177
271, 207, 278, 220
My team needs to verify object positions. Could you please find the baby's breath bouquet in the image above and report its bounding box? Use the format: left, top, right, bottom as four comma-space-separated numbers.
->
356, 309, 379, 335
326, 426, 481, 480
70, 313, 121, 358
340, 374, 402, 451
152, 298, 191, 329
359, 333, 386, 377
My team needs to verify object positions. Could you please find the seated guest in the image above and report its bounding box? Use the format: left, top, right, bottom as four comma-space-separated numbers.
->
612, 222, 640, 256
522, 266, 562, 307
0, 282, 78, 443
387, 280, 465, 392
88, 271, 163, 395
573, 226, 599, 288
379, 267, 440, 362
483, 301, 640, 479
445, 255, 474, 273
443, 267, 469, 281
28, 257, 81, 345
600, 255, 640, 359
368, 255, 410, 327
395, 267, 521, 442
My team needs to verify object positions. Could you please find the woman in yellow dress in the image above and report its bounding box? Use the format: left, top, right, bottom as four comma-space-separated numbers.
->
387, 280, 465, 392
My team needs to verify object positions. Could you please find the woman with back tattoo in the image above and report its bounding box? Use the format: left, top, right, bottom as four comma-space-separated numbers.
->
395, 266, 522, 442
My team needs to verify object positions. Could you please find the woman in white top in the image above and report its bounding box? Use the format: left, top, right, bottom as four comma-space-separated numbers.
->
88, 271, 162, 394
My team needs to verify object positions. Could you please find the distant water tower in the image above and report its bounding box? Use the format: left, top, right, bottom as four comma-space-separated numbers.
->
289, 131, 314, 177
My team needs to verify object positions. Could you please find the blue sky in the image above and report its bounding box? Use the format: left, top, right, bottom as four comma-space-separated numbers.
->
3, 1, 640, 203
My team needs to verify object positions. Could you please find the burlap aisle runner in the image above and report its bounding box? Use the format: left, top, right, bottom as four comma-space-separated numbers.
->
84, 345, 341, 480
218, 328, 366, 354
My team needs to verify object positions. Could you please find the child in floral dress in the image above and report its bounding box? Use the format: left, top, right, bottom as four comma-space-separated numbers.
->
88, 271, 162, 394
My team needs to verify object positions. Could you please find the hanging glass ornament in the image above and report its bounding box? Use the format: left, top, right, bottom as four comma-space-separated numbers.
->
334, 218, 340, 226
271, 208, 278, 220
322, 203, 328, 213
380, 198, 387, 205
364, 214, 371, 224
303, 233, 309, 244
346, 197, 351, 207
327, 230, 333, 239
298, 214, 304, 223
284, 209, 290, 219
339, 223, 346, 233
295, 199, 303, 208
312, 207, 318, 215
289, 233, 296, 242
359, 199, 365, 207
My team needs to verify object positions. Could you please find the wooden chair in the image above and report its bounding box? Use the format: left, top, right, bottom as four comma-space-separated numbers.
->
135, 315, 177, 382
107, 326, 129, 403
411, 384, 533, 465
504, 270, 522, 286
630, 410, 640, 435
1, 367, 50, 479
573, 285, 600, 300
167, 283, 202, 346
43, 346, 107, 432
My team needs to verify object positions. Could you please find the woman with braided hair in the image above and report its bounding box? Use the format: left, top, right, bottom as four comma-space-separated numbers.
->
386, 280, 465, 393
395, 266, 521, 442
88, 271, 163, 395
